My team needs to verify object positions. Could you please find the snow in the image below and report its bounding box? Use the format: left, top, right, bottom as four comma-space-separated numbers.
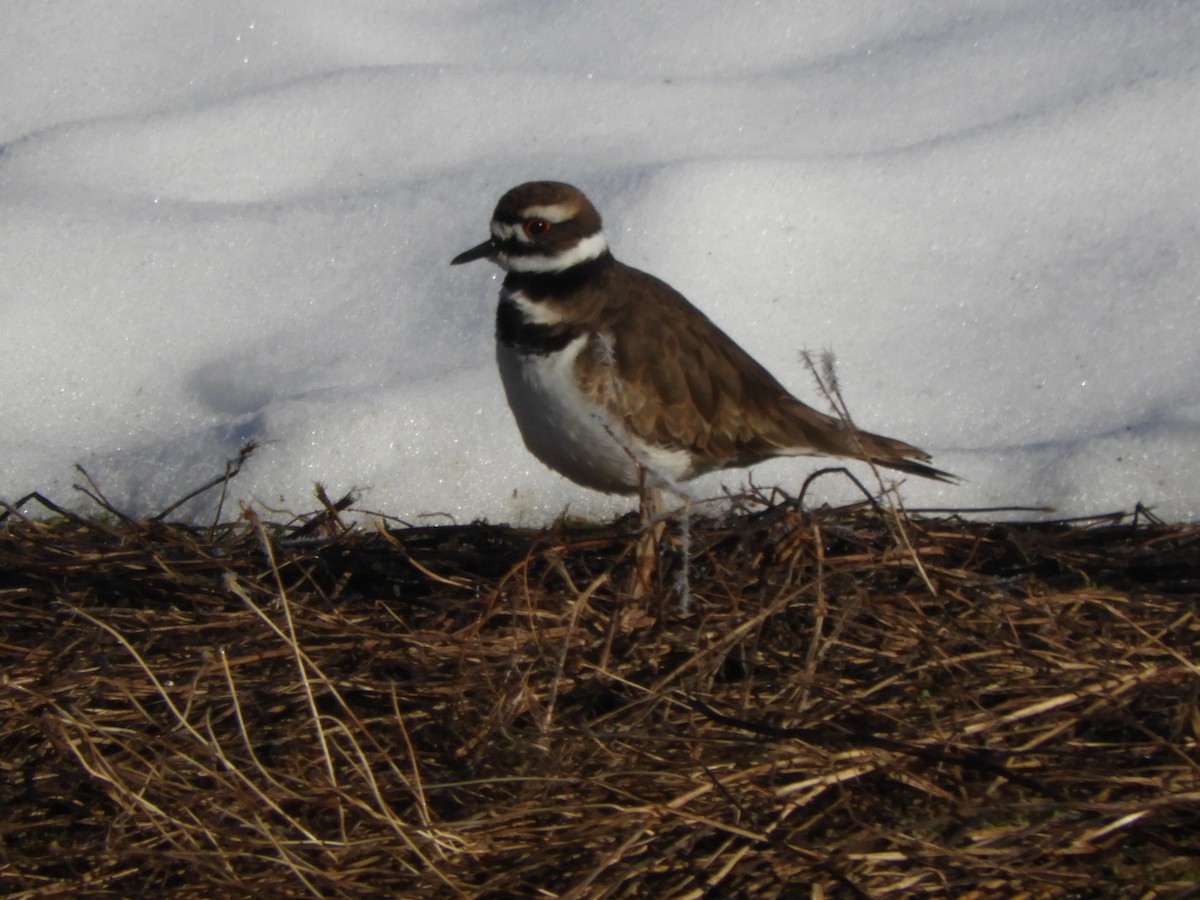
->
2, 1, 1198, 524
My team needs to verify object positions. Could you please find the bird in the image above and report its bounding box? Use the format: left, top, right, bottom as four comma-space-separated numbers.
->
451, 180, 953, 504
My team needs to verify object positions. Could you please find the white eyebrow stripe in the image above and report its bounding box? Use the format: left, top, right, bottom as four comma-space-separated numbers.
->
497, 231, 608, 273
521, 203, 577, 224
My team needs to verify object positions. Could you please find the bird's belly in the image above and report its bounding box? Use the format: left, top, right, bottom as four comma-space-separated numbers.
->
496, 336, 689, 495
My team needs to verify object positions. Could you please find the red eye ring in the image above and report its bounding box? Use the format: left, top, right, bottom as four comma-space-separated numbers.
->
523, 218, 552, 237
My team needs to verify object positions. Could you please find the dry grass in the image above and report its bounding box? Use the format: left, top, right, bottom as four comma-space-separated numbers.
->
1, 481, 1198, 898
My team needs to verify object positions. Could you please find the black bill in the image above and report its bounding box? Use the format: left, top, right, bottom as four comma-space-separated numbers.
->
450, 239, 495, 265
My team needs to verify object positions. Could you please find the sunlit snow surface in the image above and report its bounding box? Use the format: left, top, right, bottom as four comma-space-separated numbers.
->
2, 1, 1198, 523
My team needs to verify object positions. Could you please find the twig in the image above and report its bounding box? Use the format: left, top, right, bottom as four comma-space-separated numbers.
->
151, 440, 259, 523
72, 464, 137, 523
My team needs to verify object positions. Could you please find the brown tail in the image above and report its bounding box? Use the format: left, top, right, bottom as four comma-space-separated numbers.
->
856, 430, 958, 484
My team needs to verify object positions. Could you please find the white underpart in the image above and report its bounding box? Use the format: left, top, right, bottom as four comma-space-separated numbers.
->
496, 331, 693, 494
497, 230, 608, 273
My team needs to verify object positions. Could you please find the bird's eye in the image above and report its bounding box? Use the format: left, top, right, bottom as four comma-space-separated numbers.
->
524, 218, 552, 237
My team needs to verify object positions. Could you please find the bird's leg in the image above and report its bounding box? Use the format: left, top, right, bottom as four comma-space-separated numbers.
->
630, 472, 666, 599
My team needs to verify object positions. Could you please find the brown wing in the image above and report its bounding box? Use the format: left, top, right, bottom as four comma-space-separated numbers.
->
572, 266, 839, 460
575, 262, 953, 481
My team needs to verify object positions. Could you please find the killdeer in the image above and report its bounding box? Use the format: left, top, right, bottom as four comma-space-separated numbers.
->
451, 181, 953, 500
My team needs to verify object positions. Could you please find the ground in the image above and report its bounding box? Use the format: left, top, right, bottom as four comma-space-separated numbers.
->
2, 483, 1197, 897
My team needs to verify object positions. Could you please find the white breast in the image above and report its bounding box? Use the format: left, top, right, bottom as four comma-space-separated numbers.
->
495, 334, 692, 495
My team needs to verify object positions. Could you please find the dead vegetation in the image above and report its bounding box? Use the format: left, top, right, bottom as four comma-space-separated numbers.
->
1, 475, 1198, 898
